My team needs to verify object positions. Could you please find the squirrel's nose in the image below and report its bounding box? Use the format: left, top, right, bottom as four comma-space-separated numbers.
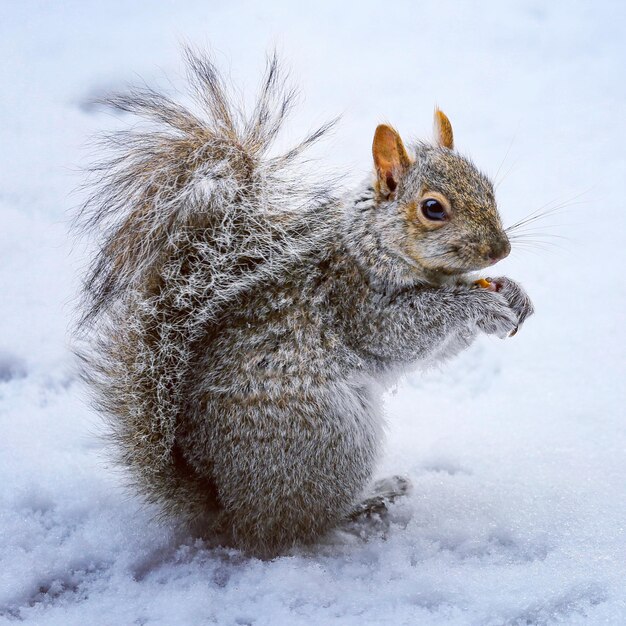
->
487, 238, 511, 264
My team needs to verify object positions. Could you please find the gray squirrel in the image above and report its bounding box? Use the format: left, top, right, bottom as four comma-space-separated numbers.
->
76, 50, 534, 557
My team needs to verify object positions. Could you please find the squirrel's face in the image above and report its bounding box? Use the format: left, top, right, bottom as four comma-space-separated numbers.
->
372, 111, 510, 278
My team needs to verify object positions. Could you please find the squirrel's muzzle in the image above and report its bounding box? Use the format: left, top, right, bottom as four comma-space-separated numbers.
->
487, 237, 511, 265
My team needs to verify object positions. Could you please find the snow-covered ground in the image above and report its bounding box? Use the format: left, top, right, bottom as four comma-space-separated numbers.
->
1, 1, 625, 624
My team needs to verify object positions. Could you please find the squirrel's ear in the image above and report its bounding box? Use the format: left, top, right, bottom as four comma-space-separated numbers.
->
434, 108, 454, 150
372, 124, 412, 198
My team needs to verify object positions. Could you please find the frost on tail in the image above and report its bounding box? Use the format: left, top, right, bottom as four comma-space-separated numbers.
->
75, 49, 338, 518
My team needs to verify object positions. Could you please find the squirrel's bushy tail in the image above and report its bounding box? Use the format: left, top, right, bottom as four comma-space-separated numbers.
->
75, 49, 338, 518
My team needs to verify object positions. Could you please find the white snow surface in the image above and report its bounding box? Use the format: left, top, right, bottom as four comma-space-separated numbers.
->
1, 1, 625, 624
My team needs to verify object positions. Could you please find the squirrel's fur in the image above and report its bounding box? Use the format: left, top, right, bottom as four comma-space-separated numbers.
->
76, 50, 534, 557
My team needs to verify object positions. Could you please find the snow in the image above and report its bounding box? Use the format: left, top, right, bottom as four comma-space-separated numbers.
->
1, 0, 626, 624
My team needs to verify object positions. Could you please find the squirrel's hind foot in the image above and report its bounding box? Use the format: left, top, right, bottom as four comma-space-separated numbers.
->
346, 475, 412, 523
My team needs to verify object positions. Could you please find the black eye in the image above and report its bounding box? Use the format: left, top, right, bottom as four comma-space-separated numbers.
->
421, 198, 448, 221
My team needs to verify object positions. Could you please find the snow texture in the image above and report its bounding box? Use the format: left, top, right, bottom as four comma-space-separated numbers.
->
1, 1, 625, 624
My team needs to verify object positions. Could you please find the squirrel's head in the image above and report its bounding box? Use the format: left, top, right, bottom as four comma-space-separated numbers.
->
370, 110, 509, 281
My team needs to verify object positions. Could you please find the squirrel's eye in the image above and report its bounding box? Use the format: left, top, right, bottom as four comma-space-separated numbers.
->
421, 198, 448, 221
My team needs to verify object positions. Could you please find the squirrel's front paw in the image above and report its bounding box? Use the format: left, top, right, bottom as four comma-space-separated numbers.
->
488, 277, 534, 335
474, 290, 519, 339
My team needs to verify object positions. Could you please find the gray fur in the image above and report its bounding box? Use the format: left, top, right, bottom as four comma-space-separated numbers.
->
76, 50, 533, 557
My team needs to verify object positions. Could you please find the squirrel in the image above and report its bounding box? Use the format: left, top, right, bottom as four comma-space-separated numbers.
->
76, 50, 534, 557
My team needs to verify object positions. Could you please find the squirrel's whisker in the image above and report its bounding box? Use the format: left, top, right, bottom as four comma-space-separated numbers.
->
494, 157, 520, 190
493, 132, 517, 186
508, 230, 570, 241
505, 195, 585, 234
